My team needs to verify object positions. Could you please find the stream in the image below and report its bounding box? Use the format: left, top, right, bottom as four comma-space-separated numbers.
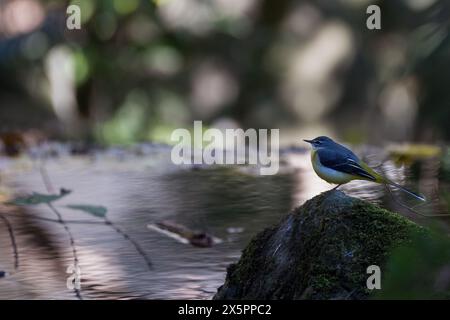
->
0, 144, 448, 299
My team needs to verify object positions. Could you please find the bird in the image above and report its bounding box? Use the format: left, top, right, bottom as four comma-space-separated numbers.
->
303, 136, 426, 202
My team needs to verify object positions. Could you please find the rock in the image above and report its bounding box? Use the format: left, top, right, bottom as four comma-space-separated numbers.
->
214, 190, 425, 300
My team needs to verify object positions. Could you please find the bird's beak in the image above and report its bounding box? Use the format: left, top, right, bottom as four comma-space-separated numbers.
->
303, 139, 313, 144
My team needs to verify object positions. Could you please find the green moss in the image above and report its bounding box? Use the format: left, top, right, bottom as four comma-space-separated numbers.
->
214, 190, 426, 300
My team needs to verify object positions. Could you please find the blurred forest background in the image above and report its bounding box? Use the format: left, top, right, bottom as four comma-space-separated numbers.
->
0, 0, 450, 147
2, 0, 450, 300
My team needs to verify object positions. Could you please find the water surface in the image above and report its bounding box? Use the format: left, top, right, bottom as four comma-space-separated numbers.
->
0, 146, 448, 299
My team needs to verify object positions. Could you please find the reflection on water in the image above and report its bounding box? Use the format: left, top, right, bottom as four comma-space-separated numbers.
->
0, 147, 448, 299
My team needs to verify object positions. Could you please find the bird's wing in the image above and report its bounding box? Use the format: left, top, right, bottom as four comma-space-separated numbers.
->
316, 148, 377, 181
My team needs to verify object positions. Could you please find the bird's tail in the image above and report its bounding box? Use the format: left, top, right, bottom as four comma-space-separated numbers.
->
349, 160, 426, 202
383, 178, 426, 202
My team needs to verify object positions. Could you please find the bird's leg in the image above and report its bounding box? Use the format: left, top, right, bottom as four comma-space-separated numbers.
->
331, 184, 342, 191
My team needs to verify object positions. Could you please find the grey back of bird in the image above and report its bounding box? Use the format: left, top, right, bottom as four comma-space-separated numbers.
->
316, 140, 376, 181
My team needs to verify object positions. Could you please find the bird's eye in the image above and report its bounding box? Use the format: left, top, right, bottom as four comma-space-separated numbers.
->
315, 140, 322, 145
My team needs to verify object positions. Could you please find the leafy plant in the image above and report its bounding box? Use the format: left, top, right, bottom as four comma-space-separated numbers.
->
66, 205, 107, 218
6, 187, 152, 299
8, 189, 71, 206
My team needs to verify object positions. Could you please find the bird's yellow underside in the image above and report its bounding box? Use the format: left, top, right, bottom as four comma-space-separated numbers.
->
311, 150, 383, 184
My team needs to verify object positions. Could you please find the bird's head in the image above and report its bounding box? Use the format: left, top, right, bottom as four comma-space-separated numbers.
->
303, 136, 335, 150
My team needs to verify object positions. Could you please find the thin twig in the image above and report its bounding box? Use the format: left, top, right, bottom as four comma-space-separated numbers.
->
0, 214, 19, 269
384, 184, 450, 218
378, 162, 450, 218
47, 203, 82, 299
39, 163, 54, 194
17, 213, 153, 269
37, 163, 82, 300
37, 159, 152, 279
104, 218, 153, 270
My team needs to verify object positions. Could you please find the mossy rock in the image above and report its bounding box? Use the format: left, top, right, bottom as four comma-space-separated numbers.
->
214, 190, 425, 300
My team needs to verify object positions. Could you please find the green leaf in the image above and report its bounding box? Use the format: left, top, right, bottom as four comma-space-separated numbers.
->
8, 189, 71, 206
66, 204, 108, 218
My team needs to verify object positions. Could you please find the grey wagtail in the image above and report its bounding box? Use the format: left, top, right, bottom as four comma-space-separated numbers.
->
304, 136, 426, 201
